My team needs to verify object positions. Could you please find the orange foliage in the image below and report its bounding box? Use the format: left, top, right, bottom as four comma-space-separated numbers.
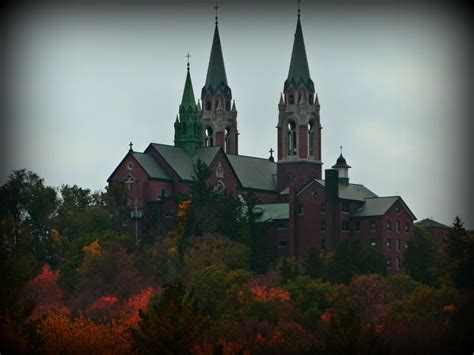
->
83, 239, 101, 256
250, 285, 290, 302
178, 200, 192, 217
24, 264, 69, 321
123, 287, 154, 328
38, 312, 133, 354
320, 310, 335, 324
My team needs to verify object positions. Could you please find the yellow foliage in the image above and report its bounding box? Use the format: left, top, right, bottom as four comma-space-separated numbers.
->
83, 240, 101, 256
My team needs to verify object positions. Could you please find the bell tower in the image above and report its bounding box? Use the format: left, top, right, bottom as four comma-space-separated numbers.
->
200, 7, 238, 155
277, 7, 322, 191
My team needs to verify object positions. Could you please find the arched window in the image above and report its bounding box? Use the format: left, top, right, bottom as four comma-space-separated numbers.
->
226, 101, 231, 111
287, 120, 297, 156
224, 127, 231, 153
206, 101, 212, 111
309, 94, 314, 105
308, 121, 315, 156
289, 94, 295, 105
205, 127, 214, 147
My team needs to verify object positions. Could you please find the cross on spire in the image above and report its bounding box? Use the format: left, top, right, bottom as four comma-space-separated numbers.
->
339, 145, 343, 155
186, 52, 191, 70
214, 3, 219, 24
297, 0, 301, 18
129, 142, 133, 152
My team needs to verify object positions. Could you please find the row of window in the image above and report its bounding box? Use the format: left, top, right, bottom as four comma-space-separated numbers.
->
387, 256, 402, 269
386, 238, 404, 251
287, 120, 316, 156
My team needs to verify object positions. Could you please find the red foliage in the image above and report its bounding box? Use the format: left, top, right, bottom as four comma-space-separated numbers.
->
123, 287, 154, 328
249, 285, 290, 303
24, 264, 69, 321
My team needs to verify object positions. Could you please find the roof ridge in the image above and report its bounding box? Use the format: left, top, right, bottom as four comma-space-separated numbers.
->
226, 153, 276, 162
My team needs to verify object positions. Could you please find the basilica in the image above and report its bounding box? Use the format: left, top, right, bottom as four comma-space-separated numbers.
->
108, 9, 415, 274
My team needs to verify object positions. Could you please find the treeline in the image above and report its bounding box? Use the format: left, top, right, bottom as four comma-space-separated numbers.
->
1, 166, 473, 354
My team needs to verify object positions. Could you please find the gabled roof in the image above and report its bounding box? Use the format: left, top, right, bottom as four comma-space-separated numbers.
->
227, 154, 277, 191
255, 203, 289, 222
308, 179, 377, 201
194, 146, 221, 166
416, 218, 450, 229
150, 143, 195, 180
351, 196, 399, 218
132, 152, 172, 180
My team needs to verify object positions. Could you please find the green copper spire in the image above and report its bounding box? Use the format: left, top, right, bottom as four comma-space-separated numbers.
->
175, 60, 203, 156
202, 23, 231, 96
180, 62, 196, 113
284, 14, 314, 91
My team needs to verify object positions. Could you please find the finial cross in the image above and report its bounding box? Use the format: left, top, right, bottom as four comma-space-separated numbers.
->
269, 148, 274, 158
186, 52, 191, 69
129, 142, 133, 151
214, 3, 219, 24
297, 0, 301, 17
339, 145, 343, 155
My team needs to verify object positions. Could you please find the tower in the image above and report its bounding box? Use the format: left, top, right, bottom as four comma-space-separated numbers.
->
332, 148, 351, 186
277, 7, 322, 191
174, 60, 203, 155
200, 11, 238, 155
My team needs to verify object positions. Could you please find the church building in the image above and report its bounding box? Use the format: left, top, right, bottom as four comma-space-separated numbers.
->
108, 8, 416, 274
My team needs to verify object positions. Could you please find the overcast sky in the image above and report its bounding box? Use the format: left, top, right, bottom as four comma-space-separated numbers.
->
2, 1, 472, 228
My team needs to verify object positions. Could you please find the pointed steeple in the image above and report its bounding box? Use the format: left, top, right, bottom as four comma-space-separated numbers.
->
202, 23, 230, 96
284, 14, 314, 91
174, 60, 203, 156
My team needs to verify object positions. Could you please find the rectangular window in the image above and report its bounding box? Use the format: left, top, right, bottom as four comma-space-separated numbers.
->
404, 223, 410, 233
321, 221, 326, 232
342, 202, 350, 213
386, 221, 392, 231
370, 220, 376, 231
279, 241, 288, 247
342, 221, 350, 232
321, 202, 326, 213
160, 189, 167, 199
370, 238, 376, 247
354, 221, 361, 232
386, 238, 392, 250
321, 239, 326, 250
396, 256, 401, 269
396, 220, 400, 233
396, 238, 401, 251
387, 257, 392, 268
297, 204, 304, 215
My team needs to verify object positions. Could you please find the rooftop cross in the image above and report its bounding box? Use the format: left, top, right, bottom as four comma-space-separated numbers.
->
214, 3, 219, 24
340, 145, 343, 155
269, 148, 275, 162
129, 142, 133, 151
186, 52, 191, 70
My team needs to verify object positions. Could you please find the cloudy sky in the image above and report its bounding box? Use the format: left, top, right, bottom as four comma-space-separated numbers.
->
2, 1, 472, 228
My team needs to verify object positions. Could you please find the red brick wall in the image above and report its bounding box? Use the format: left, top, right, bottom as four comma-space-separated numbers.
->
277, 161, 322, 192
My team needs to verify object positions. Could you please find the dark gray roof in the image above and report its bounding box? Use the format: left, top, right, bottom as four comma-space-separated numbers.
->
227, 154, 277, 191
255, 203, 289, 221
194, 146, 221, 166
203, 24, 230, 96
314, 180, 377, 201
150, 144, 195, 180
132, 152, 172, 180
416, 218, 450, 229
351, 196, 399, 217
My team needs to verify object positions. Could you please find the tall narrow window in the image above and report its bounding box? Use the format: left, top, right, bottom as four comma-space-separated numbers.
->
205, 127, 214, 147
308, 121, 315, 156
206, 101, 212, 111
224, 127, 231, 153
287, 120, 297, 156
396, 256, 401, 269
289, 94, 295, 105
226, 101, 231, 111
396, 220, 400, 233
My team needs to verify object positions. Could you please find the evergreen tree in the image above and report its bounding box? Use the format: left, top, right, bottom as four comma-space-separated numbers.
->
404, 225, 437, 285
133, 281, 207, 354
446, 217, 474, 290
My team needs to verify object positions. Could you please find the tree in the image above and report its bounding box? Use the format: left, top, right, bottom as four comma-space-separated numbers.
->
133, 281, 207, 354
277, 257, 299, 283
404, 225, 437, 285
445, 217, 474, 289
303, 248, 324, 279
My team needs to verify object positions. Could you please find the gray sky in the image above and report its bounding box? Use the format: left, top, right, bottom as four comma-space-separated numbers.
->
3, 1, 473, 228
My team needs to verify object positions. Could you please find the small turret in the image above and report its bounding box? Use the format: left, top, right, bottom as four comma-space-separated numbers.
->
331, 147, 351, 185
